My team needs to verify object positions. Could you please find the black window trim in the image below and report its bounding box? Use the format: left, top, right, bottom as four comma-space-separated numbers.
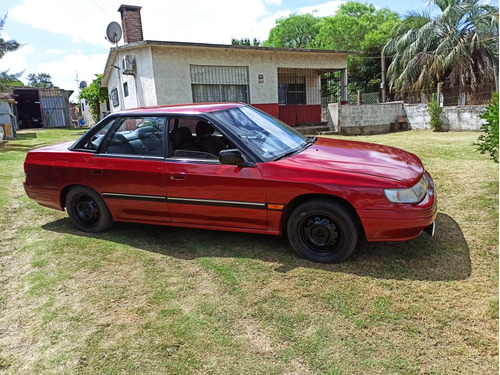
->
69, 107, 263, 164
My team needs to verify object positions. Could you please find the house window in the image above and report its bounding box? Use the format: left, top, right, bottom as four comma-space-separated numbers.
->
192, 84, 248, 103
123, 82, 129, 97
111, 88, 119, 107
278, 81, 306, 105
190, 65, 249, 103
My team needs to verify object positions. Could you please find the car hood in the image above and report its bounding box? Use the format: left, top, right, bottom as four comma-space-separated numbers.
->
285, 137, 424, 186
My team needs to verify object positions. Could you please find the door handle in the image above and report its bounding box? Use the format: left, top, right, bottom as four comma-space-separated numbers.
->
90, 168, 103, 175
170, 172, 186, 180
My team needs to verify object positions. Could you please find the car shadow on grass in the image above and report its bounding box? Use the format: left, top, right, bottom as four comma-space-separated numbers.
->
43, 212, 470, 282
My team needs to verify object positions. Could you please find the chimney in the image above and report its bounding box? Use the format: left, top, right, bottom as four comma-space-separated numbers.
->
118, 5, 143, 43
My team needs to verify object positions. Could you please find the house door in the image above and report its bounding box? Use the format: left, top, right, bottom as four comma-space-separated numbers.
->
278, 68, 322, 126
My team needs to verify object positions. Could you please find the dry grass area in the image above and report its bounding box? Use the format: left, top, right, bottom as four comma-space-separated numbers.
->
0, 129, 498, 374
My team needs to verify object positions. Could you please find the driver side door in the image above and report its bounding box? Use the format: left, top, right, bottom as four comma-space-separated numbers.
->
164, 117, 268, 230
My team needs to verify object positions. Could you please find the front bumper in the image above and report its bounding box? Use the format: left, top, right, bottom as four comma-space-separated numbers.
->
358, 172, 437, 242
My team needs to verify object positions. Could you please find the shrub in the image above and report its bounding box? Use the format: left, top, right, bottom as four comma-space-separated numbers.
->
427, 99, 443, 131
477, 92, 499, 163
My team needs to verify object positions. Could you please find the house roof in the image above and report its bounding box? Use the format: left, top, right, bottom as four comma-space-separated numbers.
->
110, 39, 356, 54
102, 39, 359, 86
114, 102, 244, 116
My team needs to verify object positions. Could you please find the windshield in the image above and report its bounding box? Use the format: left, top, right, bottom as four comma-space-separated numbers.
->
211, 106, 309, 162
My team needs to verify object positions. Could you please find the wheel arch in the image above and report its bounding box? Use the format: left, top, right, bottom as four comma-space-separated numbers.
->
60, 184, 101, 210
282, 194, 365, 238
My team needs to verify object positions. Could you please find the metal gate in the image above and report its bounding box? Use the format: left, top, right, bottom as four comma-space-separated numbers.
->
277, 68, 343, 126
39, 89, 71, 128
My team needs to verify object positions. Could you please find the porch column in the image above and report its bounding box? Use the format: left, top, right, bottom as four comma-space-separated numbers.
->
340, 68, 348, 104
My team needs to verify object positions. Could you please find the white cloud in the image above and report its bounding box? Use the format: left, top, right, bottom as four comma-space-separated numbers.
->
8, 0, 344, 47
247, 1, 345, 41
0, 44, 34, 76
141, 0, 269, 44
251, 10, 291, 41
9, 0, 271, 46
46, 49, 67, 55
9, 0, 116, 47
4, 0, 346, 96
297, 1, 343, 17
37, 53, 109, 97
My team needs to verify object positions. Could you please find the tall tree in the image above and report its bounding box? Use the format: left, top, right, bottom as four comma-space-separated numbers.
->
0, 14, 23, 91
315, 2, 401, 93
27, 73, 55, 88
385, 0, 499, 96
231, 38, 261, 46
263, 13, 320, 48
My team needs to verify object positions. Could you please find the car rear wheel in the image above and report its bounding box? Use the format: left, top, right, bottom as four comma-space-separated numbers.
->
287, 199, 358, 263
65, 186, 113, 233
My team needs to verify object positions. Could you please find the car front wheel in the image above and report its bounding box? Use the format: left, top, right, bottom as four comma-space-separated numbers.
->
287, 199, 358, 263
65, 186, 113, 233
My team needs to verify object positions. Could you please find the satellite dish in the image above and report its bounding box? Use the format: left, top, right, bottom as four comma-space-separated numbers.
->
79, 81, 87, 89
106, 21, 122, 45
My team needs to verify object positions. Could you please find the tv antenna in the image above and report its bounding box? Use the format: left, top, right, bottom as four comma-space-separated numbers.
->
106, 21, 122, 47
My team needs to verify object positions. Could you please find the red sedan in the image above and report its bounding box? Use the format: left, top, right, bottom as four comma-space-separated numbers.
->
24, 103, 437, 263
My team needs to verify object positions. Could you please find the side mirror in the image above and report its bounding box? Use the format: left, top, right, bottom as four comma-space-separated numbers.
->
219, 149, 248, 166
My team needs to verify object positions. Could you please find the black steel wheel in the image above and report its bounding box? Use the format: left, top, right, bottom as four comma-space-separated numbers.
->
287, 199, 358, 263
65, 186, 113, 233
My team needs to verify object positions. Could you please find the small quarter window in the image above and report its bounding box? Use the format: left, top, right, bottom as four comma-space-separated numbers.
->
74, 118, 115, 151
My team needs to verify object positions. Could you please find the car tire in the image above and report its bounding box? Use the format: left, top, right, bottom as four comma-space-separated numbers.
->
287, 199, 358, 263
65, 186, 113, 233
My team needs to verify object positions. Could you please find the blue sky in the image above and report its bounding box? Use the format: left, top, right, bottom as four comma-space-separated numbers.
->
0, 0, 492, 101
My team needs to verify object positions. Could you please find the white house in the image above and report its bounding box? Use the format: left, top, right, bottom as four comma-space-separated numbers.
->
101, 5, 351, 127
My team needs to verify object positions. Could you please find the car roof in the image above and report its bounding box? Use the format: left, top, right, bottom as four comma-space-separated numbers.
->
115, 102, 245, 116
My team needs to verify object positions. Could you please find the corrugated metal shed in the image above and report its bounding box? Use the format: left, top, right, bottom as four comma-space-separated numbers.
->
39, 89, 72, 128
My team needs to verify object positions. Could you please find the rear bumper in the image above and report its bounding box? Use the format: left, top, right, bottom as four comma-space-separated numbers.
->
24, 183, 63, 211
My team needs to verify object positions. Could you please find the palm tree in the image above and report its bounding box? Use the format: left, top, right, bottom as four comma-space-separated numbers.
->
384, 0, 499, 97
0, 14, 22, 91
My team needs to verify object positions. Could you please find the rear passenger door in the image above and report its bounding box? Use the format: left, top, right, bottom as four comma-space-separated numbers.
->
85, 116, 170, 223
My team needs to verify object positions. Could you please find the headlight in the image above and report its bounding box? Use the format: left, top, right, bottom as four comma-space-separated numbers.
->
384, 174, 428, 204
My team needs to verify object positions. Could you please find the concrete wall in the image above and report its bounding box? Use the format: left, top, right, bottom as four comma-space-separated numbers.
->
403, 104, 486, 131
337, 102, 405, 135
329, 102, 486, 134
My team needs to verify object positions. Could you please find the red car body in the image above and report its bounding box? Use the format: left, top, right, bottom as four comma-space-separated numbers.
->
24, 103, 437, 262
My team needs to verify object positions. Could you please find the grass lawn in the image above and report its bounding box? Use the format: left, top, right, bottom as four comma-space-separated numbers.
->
0, 128, 498, 374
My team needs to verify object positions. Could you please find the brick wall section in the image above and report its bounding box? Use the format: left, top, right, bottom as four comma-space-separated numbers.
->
118, 5, 143, 44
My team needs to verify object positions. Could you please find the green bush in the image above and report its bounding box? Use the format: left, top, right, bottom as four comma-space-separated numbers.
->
427, 100, 443, 131
477, 92, 499, 163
